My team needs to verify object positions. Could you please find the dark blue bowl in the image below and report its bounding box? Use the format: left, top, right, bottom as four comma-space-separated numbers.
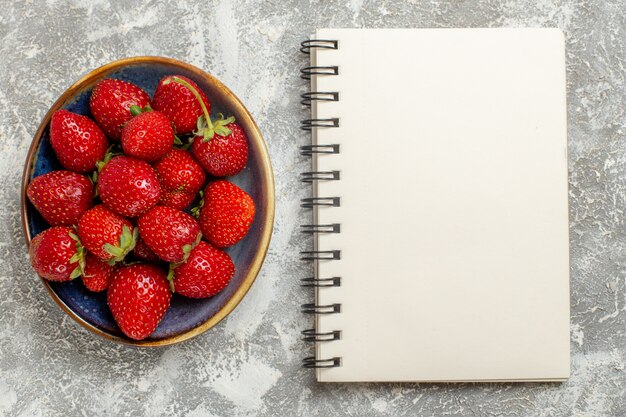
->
21, 57, 274, 346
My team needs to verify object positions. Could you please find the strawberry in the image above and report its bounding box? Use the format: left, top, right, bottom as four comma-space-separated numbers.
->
153, 149, 205, 210
152, 75, 210, 135
81, 252, 115, 292
157, 77, 242, 175
154, 149, 206, 194
89, 78, 151, 140
97, 156, 161, 218
159, 190, 197, 211
27, 170, 94, 226
121, 109, 174, 162
77, 205, 137, 263
198, 180, 255, 248
192, 121, 248, 177
49, 110, 109, 173
29, 227, 84, 282
133, 237, 160, 262
171, 241, 235, 298
137, 206, 201, 263
107, 264, 171, 340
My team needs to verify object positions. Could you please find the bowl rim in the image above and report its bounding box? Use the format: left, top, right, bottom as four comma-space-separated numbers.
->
20, 56, 275, 347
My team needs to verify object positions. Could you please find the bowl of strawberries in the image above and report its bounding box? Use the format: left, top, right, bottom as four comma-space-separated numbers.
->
21, 56, 274, 346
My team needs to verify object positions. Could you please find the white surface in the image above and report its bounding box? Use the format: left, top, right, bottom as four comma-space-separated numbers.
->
312, 28, 570, 382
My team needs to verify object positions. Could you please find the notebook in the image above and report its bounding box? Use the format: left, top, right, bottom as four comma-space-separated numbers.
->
299, 28, 570, 382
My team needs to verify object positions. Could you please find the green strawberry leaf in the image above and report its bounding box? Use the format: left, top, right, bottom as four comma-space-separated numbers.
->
190, 190, 204, 218
193, 232, 202, 247
69, 266, 82, 280
104, 226, 139, 264
196, 115, 206, 134
104, 244, 124, 258
212, 113, 235, 137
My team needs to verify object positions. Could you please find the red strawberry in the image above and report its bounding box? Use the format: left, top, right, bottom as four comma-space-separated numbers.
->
199, 181, 255, 248
97, 156, 161, 218
121, 110, 174, 162
89, 79, 151, 140
49, 110, 109, 173
27, 170, 94, 226
107, 264, 171, 340
138, 206, 201, 263
192, 122, 248, 177
29, 227, 84, 282
159, 190, 197, 211
77, 205, 137, 263
133, 237, 160, 262
154, 149, 206, 194
152, 75, 210, 135
172, 241, 235, 298
81, 252, 115, 292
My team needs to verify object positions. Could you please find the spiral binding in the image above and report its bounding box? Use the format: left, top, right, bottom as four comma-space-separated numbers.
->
300, 171, 340, 182
300, 38, 342, 369
300, 197, 340, 208
300, 118, 339, 131
301, 276, 341, 287
300, 39, 338, 54
301, 92, 339, 106
300, 66, 339, 80
302, 356, 341, 368
301, 224, 341, 234
300, 144, 340, 156
300, 250, 341, 261
302, 329, 341, 342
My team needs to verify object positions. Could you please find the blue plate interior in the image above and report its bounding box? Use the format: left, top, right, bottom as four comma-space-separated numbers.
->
27, 63, 267, 341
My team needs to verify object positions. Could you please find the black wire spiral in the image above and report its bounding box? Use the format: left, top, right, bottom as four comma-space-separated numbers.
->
300, 38, 342, 369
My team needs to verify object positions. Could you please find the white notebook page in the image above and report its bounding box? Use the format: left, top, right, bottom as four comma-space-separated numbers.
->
311, 28, 570, 382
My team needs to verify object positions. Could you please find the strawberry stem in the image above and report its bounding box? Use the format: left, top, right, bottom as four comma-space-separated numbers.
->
166, 76, 215, 140
166, 264, 177, 292
130, 105, 143, 117
130, 105, 153, 117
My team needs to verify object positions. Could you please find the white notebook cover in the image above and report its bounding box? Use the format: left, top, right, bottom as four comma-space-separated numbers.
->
309, 28, 570, 382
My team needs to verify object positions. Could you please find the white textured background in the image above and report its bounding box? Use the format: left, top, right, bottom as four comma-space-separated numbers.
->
0, 0, 624, 416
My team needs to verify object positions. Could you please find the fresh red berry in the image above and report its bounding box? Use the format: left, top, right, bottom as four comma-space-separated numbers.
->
172, 241, 235, 298
97, 156, 161, 218
199, 180, 255, 248
138, 206, 201, 263
153, 149, 205, 210
89, 79, 151, 140
133, 237, 160, 262
29, 227, 83, 282
81, 252, 115, 292
107, 264, 171, 340
27, 170, 94, 226
77, 205, 137, 263
154, 149, 206, 194
192, 122, 248, 177
159, 190, 197, 211
152, 75, 210, 135
49, 110, 109, 173
121, 111, 174, 162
